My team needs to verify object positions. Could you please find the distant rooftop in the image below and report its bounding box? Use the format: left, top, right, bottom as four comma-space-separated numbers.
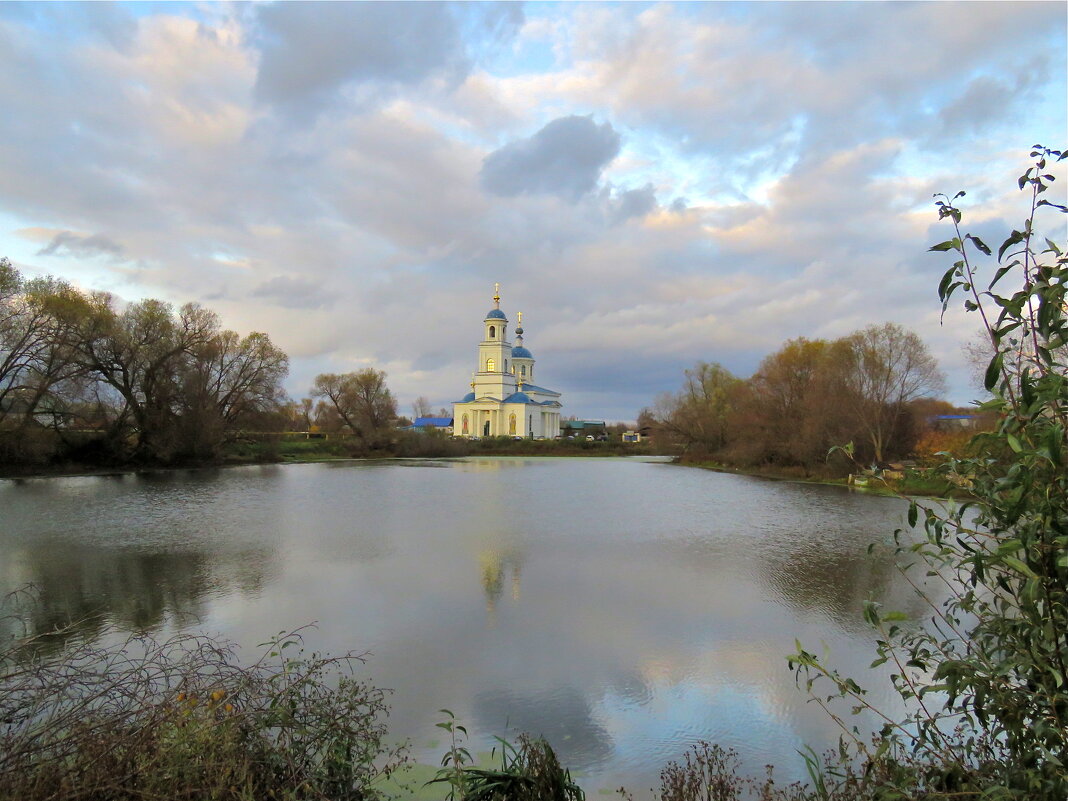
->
413, 417, 453, 427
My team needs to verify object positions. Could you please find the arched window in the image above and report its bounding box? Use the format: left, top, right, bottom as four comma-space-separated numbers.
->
504, 359, 508, 372
520, 365, 526, 377
509, 414, 516, 435
486, 358, 495, 372
489, 325, 496, 339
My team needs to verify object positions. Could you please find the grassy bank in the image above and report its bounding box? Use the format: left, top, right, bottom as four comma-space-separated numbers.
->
676, 457, 963, 498
0, 433, 658, 479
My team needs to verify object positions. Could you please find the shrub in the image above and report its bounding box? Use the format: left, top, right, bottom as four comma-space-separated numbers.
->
0, 607, 407, 801
787, 146, 1068, 798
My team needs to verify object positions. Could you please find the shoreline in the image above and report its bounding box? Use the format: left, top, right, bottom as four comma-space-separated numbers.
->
674, 458, 962, 499
0, 447, 664, 481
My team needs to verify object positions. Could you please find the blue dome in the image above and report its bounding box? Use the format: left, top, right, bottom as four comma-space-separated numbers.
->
485, 309, 507, 320
511, 346, 533, 359
459, 392, 476, 402
504, 391, 531, 403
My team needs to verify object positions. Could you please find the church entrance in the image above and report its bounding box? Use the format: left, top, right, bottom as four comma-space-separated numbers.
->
483, 420, 490, 437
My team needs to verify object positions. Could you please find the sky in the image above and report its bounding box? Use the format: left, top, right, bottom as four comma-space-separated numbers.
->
2, 1, 1066, 421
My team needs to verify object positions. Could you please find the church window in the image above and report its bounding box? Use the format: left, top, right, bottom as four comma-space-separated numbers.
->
505, 359, 508, 372
509, 414, 516, 435
486, 358, 495, 372
489, 325, 496, 339
520, 365, 526, 377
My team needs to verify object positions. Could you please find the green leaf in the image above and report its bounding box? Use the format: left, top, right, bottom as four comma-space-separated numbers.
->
998, 230, 1024, 261
1033, 200, 1068, 213
990, 264, 1014, 288
1006, 433, 1023, 453
938, 266, 957, 300
984, 353, 1003, 391
929, 238, 961, 253
966, 234, 991, 255
1003, 556, 1038, 578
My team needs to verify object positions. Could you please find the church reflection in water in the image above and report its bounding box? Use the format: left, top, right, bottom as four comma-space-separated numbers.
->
479, 548, 524, 624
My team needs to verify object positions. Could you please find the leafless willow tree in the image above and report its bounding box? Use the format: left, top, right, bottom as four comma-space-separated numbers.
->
312, 369, 397, 442
411, 395, 433, 420
842, 322, 946, 463
1, 258, 290, 465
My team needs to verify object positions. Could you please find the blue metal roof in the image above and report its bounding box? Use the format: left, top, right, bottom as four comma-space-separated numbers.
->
520, 383, 559, 396
503, 392, 531, 403
457, 392, 476, 403
485, 309, 507, 320
413, 417, 453, 427
511, 345, 533, 358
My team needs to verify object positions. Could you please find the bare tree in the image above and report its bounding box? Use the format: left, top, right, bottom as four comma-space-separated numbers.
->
411, 395, 433, 420
842, 322, 946, 463
181, 330, 289, 456
312, 369, 397, 441
73, 296, 220, 460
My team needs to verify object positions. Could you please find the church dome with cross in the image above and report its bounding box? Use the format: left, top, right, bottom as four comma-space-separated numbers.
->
452, 284, 563, 439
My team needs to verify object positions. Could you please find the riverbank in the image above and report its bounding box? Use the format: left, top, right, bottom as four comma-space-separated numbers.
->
676, 458, 964, 499
0, 436, 659, 479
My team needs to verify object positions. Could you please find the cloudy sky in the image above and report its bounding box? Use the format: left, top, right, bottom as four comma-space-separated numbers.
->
2, 2, 1065, 420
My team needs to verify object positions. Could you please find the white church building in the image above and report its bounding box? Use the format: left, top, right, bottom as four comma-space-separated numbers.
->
453, 286, 563, 439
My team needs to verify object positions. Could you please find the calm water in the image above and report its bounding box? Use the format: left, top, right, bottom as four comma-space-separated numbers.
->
0, 457, 928, 794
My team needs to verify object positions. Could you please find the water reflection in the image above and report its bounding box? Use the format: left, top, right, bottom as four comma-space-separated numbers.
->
480, 548, 523, 621
0, 458, 934, 795
1, 543, 273, 651
473, 686, 615, 771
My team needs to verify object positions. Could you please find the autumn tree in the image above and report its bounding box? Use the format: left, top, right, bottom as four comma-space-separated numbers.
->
654, 361, 741, 454
312, 369, 397, 442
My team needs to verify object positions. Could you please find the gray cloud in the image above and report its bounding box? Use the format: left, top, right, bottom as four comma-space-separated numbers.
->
607, 183, 657, 225
254, 2, 469, 112
36, 230, 124, 260
251, 275, 337, 310
481, 115, 621, 200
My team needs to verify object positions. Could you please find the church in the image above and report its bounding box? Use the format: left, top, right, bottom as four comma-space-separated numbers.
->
452, 286, 563, 439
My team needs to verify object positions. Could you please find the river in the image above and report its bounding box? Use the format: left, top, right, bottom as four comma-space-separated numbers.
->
0, 456, 927, 795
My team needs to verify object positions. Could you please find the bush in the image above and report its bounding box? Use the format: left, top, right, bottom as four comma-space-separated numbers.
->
0, 604, 407, 801
786, 146, 1068, 799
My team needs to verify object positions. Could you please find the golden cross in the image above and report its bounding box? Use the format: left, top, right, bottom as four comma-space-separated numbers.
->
517, 311, 522, 325
493, 282, 501, 306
